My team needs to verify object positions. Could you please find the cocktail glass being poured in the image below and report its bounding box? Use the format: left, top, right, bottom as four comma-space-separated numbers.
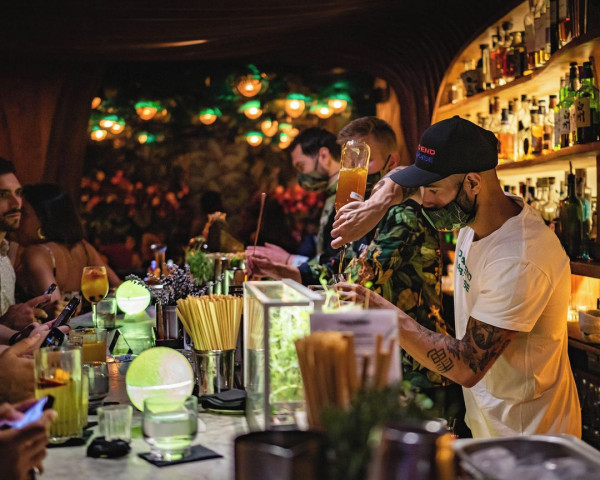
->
334, 139, 370, 277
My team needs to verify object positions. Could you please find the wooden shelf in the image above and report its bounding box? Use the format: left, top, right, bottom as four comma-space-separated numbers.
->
495, 142, 600, 175
433, 32, 600, 123
571, 260, 600, 279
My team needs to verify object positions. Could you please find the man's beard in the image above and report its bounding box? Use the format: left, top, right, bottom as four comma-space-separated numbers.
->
0, 210, 21, 232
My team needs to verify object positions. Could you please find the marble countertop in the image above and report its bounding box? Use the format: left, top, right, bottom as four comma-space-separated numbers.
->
43, 354, 247, 480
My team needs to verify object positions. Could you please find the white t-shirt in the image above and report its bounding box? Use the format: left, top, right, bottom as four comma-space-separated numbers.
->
454, 194, 581, 438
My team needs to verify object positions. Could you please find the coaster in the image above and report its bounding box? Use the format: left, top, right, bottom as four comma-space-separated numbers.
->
138, 444, 222, 467
47, 428, 94, 448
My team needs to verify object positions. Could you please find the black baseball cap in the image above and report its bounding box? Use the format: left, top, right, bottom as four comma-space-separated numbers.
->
390, 116, 499, 187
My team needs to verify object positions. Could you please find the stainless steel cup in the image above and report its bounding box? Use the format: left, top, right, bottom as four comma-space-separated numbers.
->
194, 349, 235, 396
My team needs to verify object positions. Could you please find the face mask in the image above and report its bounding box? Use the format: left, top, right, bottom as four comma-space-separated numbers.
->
422, 178, 477, 231
365, 154, 391, 198
297, 156, 329, 192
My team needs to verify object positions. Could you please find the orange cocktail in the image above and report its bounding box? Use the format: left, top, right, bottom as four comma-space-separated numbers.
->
81, 266, 109, 304
334, 167, 368, 211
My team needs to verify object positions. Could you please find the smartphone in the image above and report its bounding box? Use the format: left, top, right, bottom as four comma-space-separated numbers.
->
49, 296, 80, 329
36, 283, 57, 310
0, 397, 48, 429
41, 327, 65, 348
9, 324, 37, 345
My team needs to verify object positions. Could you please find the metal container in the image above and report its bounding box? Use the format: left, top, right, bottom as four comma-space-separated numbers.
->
452, 434, 600, 479
235, 430, 328, 480
194, 349, 235, 396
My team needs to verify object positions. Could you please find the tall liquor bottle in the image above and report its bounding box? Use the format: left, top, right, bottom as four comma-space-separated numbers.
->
557, 0, 572, 47
531, 103, 544, 155
559, 162, 584, 260
574, 61, 599, 144
567, 62, 580, 145
544, 96, 557, 153
498, 108, 515, 161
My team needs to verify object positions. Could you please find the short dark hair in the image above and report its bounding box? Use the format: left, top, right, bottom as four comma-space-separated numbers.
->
22, 184, 85, 247
288, 128, 341, 160
0, 157, 17, 176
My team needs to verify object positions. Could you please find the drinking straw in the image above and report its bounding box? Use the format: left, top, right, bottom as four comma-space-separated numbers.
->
252, 192, 267, 255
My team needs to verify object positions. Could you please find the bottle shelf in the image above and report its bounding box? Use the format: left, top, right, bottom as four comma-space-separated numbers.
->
495, 142, 600, 175
433, 32, 600, 123
571, 260, 600, 279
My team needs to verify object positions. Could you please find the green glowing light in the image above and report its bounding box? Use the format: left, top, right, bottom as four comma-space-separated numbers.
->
125, 347, 195, 410
115, 280, 151, 315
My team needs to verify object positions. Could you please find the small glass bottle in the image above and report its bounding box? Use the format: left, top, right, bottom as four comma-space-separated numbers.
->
530, 106, 544, 155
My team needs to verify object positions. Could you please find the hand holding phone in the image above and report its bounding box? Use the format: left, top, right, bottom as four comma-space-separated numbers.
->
35, 284, 57, 310
49, 296, 80, 329
0, 397, 49, 429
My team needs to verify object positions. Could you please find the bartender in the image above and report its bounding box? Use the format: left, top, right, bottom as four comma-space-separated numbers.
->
332, 116, 581, 438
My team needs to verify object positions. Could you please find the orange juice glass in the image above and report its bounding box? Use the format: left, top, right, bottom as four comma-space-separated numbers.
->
334, 139, 370, 211
82, 266, 109, 327
81, 328, 108, 363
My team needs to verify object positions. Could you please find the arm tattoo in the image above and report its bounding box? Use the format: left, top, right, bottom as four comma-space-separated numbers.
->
417, 318, 514, 376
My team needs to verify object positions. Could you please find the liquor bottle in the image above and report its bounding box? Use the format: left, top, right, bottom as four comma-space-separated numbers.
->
567, 62, 580, 145
559, 162, 584, 260
520, 95, 533, 159
557, 0, 572, 47
574, 61, 599, 144
544, 95, 557, 153
558, 74, 573, 147
498, 108, 515, 161
478, 44, 492, 88
549, 0, 559, 54
554, 79, 565, 149
500, 21, 513, 81
490, 33, 502, 84
575, 169, 591, 259
542, 176, 560, 228
509, 31, 529, 78
488, 96, 502, 134
531, 105, 544, 154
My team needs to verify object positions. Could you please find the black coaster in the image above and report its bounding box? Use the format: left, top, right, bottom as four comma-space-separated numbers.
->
47, 428, 94, 448
138, 444, 222, 467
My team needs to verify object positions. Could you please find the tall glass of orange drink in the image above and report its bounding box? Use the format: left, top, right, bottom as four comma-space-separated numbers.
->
334, 139, 370, 211
334, 139, 370, 275
81, 266, 109, 327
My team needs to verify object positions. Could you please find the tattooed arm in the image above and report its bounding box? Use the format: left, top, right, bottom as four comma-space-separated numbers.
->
331, 169, 418, 249
398, 311, 517, 387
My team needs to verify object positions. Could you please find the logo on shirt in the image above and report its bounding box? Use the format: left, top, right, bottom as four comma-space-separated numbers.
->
456, 249, 472, 292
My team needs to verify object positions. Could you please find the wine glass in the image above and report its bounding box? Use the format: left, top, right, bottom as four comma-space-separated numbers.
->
81, 266, 109, 327
334, 140, 370, 276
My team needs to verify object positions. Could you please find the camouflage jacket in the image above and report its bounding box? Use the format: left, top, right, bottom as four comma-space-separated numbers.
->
347, 199, 452, 389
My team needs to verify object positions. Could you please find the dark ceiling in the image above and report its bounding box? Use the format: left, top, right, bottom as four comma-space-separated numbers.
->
1, 0, 518, 153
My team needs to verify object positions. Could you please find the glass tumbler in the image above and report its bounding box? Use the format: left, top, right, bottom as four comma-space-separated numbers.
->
143, 395, 198, 461
85, 361, 110, 409
98, 405, 133, 443
34, 346, 83, 443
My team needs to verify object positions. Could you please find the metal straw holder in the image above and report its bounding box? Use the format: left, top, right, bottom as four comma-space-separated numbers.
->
194, 349, 235, 396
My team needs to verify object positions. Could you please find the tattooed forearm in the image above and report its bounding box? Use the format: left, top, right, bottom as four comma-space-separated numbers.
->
371, 172, 418, 202
427, 347, 454, 372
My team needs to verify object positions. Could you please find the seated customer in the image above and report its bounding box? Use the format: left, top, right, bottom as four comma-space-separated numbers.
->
0, 398, 56, 479
15, 184, 120, 312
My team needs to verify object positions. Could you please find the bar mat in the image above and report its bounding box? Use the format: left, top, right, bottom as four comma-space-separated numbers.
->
47, 428, 93, 448
138, 444, 222, 467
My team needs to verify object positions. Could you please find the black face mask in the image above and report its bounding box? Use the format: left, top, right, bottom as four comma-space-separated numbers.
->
422, 177, 477, 231
365, 154, 391, 198
296, 156, 329, 192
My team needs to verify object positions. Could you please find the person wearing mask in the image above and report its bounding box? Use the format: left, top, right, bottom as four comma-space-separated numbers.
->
338, 117, 467, 435
332, 116, 581, 438
246, 128, 342, 285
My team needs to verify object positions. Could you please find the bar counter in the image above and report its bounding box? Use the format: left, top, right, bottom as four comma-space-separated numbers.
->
43, 358, 246, 480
